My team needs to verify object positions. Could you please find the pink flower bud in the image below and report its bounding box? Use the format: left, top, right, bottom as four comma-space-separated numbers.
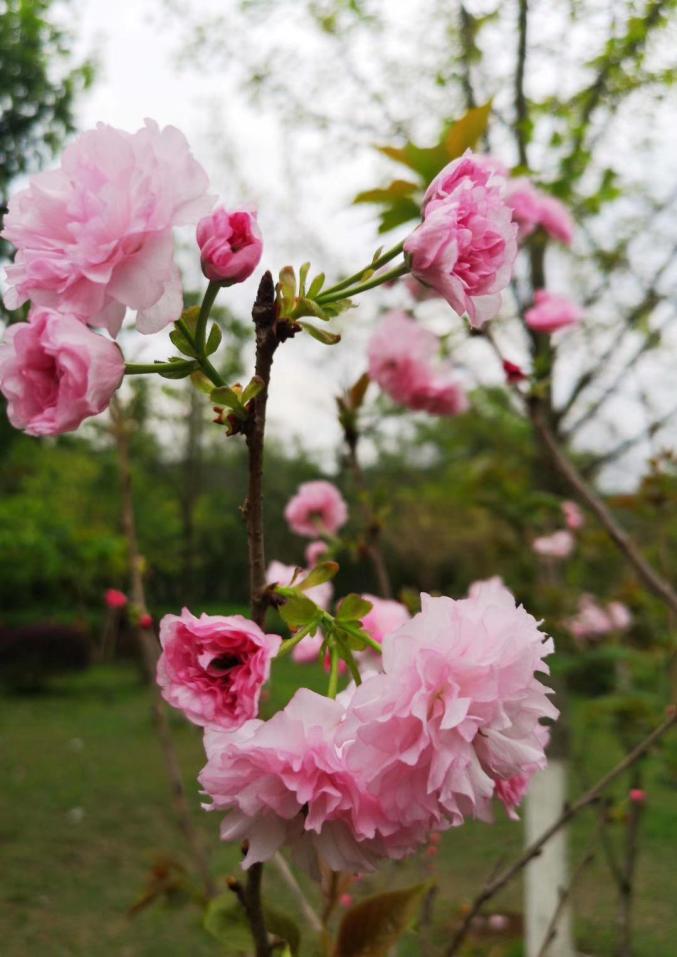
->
0, 309, 124, 436
196, 206, 263, 284
105, 589, 128, 609
502, 359, 527, 384
629, 788, 647, 804
562, 500, 584, 530
339, 894, 353, 908
139, 613, 153, 629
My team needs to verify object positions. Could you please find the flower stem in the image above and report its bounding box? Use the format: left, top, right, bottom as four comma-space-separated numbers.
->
320, 241, 405, 298
317, 262, 409, 306
195, 280, 220, 355
124, 358, 198, 376
327, 646, 340, 699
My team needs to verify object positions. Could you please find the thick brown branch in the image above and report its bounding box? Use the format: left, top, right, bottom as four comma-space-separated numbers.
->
444, 709, 676, 956
529, 402, 677, 614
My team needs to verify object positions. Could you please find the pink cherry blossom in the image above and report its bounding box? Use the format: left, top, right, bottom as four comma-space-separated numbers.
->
199, 689, 392, 875
196, 206, 263, 284
532, 530, 575, 559
525, 290, 583, 334
105, 588, 128, 609
0, 309, 124, 436
360, 595, 410, 647
565, 595, 632, 640
368, 312, 468, 416
305, 540, 329, 566
505, 178, 574, 245
607, 601, 632, 631
562, 500, 584, 530
2, 120, 213, 335
404, 153, 518, 327
284, 481, 348, 538
339, 583, 557, 836
157, 609, 281, 729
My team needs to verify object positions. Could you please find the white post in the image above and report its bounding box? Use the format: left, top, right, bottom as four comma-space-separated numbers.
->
524, 759, 575, 957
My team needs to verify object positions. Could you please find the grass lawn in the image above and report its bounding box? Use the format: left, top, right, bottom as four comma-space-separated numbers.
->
0, 661, 674, 956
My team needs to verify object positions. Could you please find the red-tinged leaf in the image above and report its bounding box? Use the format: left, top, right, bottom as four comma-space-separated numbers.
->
353, 179, 419, 205
444, 101, 492, 157
334, 883, 431, 957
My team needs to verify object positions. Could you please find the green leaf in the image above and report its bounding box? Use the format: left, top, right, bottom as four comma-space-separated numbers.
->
180, 305, 200, 335
444, 101, 492, 157
307, 273, 326, 298
297, 561, 339, 591
299, 262, 311, 297
277, 590, 321, 629
203, 893, 251, 951
264, 905, 301, 956
377, 198, 421, 234
300, 322, 341, 345
336, 594, 373, 621
292, 297, 329, 320
321, 299, 356, 319
205, 323, 223, 355
334, 883, 431, 957
158, 358, 198, 379
348, 372, 370, 410
279, 266, 297, 304
353, 179, 419, 205
190, 371, 214, 395
241, 376, 265, 405
210, 386, 245, 414
169, 326, 198, 358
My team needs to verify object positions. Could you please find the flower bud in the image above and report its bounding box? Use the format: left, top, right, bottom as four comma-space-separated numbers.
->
196, 207, 263, 284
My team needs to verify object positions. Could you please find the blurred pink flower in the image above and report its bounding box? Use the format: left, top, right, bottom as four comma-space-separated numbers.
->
2, 120, 212, 335
105, 588, 128, 609
505, 178, 574, 245
562, 500, 584, 530
157, 609, 281, 729
532, 530, 575, 559
629, 788, 647, 804
525, 290, 582, 334
566, 595, 632, 640
405, 153, 517, 327
0, 309, 123, 436
284, 481, 348, 538
339, 894, 354, 908
360, 595, 410, 647
607, 601, 632, 631
305, 540, 329, 566
197, 207, 262, 284
368, 312, 468, 417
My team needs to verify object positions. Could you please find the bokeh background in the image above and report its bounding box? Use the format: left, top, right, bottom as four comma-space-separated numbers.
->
1, 2, 676, 955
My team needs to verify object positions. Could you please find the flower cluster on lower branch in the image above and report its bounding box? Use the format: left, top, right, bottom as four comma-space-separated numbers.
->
190, 579, 556, 877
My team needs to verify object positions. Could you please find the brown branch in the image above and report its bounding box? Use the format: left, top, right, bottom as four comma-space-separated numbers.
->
535, 848, 596, 957
514, 0, 530, 168
110, 395, 215, 900
529, 402, 677, 614
458, 4, 477, 111
616, 769, 644, 957
444, 708, 676, 956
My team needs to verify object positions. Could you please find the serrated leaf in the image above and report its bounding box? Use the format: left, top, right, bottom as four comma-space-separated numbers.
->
336, 594, 373, 621
158, 358, 198, 379
203, 893, 251, 951
278, 590, 321, 629
444, 101, 492, 157
205, 323, 222, 355
297, 561, 339, 591
354, 179, 419, 205
307, 273, 326, 298
169, 326, 198, 357
241, 375, 265, 405
301, 322, 341, 345
334, 883, 430, 957
264, 905, 301, 956
299, 262, 311, 298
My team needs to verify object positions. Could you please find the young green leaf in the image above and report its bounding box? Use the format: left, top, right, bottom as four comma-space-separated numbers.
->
336, 594, 373, 621
307, 272, 326, 298
169, 326, 198, 357
203, 893, 252, 951
241, 376, 265, 405
210, 386, 245, 415
296, 561, 339, 591
277, 590, 321, 629
263, 905, 301, 957
300, 322, 341, 345
298, 262, 311, 298
205, 323, 223, 355
158, 358, 198, 379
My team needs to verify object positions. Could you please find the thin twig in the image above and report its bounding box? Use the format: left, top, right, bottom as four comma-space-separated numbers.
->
444, 709, 675, 956
529, 402, 677, 615
272, 853, 323, 934
535, 848, 595, 957
514, 0, 530, 168
110, 395, 215, 900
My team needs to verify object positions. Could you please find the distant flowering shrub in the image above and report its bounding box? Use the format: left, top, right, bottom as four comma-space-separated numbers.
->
0, 309, 124, 436
157, 609, 281, 730
368, 312, 468, 416
284, 481, 348, 538
506, 178, 574, 245
565, 595, 632, 640
405, 154, 517, 327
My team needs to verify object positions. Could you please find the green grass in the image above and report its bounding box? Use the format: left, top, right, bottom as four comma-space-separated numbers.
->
0, 663, 674, 956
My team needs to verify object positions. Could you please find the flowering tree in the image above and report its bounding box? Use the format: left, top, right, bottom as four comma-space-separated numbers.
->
0, 111, 675, 957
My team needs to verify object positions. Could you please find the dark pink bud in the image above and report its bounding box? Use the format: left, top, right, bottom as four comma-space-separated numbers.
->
196, 206, 263, 284
105, 588, 128, 609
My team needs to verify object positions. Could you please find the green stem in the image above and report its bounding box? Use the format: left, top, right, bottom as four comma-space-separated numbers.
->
317, 262, 409, 306
176, 320, 224, 388
321, 241, 405, 298
277, 627, 317, 659
195, 281, 220, 355
327, 646, 340, 699
124, 359, 198, 376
